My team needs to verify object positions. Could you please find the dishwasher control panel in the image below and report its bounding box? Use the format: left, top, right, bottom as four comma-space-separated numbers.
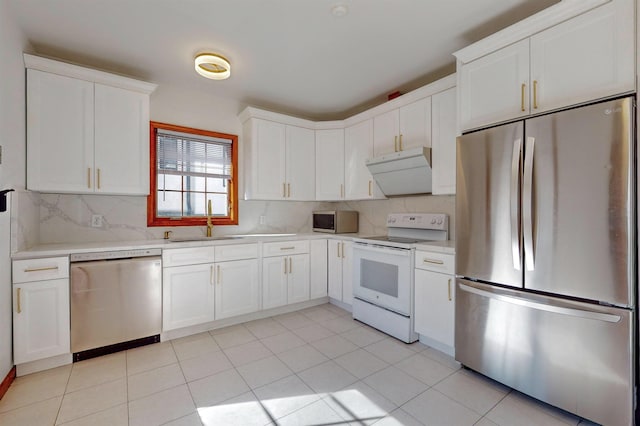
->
70, 248, 162, 262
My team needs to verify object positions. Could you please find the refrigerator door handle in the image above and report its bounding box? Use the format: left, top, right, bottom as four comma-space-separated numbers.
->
510, 138, 522, 270
458, 283, 621, 323
523, 136, 535, 271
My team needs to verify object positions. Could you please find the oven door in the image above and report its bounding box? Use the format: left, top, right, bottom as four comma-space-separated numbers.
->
352, 243, 413, 316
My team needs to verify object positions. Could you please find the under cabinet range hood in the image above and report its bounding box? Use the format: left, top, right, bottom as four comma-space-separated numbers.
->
365, 146, 432, 196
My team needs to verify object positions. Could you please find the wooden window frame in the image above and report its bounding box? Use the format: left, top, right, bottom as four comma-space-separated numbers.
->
147, 121, 239, 227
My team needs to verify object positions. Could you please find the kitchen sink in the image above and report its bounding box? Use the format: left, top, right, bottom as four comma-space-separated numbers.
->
168, 236, 244, 242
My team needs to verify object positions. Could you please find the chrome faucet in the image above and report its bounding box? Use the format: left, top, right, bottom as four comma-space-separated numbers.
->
206, 199, 213, 237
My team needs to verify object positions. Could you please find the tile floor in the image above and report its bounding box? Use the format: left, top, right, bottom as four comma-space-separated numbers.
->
0, 303, 599, 426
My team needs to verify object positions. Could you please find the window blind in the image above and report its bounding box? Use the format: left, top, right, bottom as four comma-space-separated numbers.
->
156, 129, 232, 180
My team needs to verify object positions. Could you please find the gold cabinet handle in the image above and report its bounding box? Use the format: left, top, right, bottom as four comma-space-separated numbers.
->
284, 258, 288, 275
87, 168, 91, 189
448, 278, 452, 301
337, 242, 341, 258
399, 134, 403, 151
533, 80, 538, 109
283, 183, 286, 198
521, 83, 526, 112
341, 242, 345, 259
217, 265, 221, 284
368, 180, 372, 197
280, 246, 295, 250
394, 135, 398, 152
97, 168, 101, 189
24, 266, 59, 273
287, 183, 291, 198
16, 288, 21, 314
210, 265, 215, 285
423, 258, 444, 265
289, 257, 292, 274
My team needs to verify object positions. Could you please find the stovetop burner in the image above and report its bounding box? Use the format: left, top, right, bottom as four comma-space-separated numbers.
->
361, 235, 431, 244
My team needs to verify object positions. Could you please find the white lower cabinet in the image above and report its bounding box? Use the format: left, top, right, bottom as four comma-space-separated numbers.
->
13, 279, 70, 364
309, 239, 328, 299
162, 263, 216, 331
414, 250, 455, 356
262, 240, 310, 310
215, 259, 260, 320
327, 240, 353, 305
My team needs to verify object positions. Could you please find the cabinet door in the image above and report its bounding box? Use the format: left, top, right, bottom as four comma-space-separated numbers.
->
215, 259, 259, 319
248, 119, 287, 200
94, 84, 149, 195
459, 39, 530, 131
431, 87, 457, 195
373, 109, 399, 156
26, 69, 94, 193
315, 129, 345, 200
414, 269, 455, 349
341, 241, 353, 305
13, 279, 70, 364
162, 264, 215, 331
262, 256, 288, 310
288, 254, 310, 304
327, 240, 343, 300
399, 98, 431, 151
285, 126, 315, 200
345, 120, 384, 200
530, 0, 634, 114
309, 239, 328, 299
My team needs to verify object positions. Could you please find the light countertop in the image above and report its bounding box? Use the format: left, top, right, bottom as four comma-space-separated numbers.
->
13, 233, 455, 259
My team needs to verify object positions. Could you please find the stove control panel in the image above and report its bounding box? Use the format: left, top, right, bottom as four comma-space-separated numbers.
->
386, 213, 448, 230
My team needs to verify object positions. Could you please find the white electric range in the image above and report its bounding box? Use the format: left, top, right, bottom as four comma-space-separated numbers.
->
352, 213, 449, 343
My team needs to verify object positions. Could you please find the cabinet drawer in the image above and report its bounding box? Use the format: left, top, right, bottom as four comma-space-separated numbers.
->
415, 251, 454, 274
262, 240, 309, 257
13, 257, 69, 283
215, 243, 259, 262
163, 247, 215, 267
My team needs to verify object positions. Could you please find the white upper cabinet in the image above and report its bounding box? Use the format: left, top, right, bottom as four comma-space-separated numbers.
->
528, 0, 634, 114
243, 119, 287, 200
344, 119, 384, 200
373, 109, 399, 156
431, 87, 457, 195
25, 55, 156, 195
459, 40, 530, 131
457, 0, 634, 131
373, 98, 431, 156
285, 125, 315, 200
315, 129, 345, 200
94, 84, 149, 194
242, 118, 315, 200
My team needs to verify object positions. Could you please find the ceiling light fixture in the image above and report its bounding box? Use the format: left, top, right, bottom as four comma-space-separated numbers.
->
194, 53, 231, 80
331, 4, 348, 17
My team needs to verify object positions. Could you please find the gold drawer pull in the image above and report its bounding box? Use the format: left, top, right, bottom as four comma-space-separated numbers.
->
368, 180, 372, 196
97, 168, 101, 189
283, 183, 286, 198
87, 168, 91, 188
280, 246, 295, 250
16, 288, 21, 314
521, 83, 526, 112
399, 134, 403, 151
289, 257, 292, 273
423, 259, 444, 265
448, 278, 452, 301
24, 266, 59, 273
287, 183, 291, 198
533, 80, 539, 109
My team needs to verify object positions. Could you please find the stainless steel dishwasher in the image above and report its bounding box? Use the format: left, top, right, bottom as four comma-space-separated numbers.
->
70, 249, 162, 361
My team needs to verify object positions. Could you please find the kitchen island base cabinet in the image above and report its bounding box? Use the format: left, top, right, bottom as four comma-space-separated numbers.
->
13, 279, 70, 365
414, 250, 455, 357
215, 259, 260, 320
162, 264, 216, 331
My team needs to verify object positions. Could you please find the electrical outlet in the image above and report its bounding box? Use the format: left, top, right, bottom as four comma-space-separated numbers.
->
91, 214, 103, 228
259, 215, 266, 225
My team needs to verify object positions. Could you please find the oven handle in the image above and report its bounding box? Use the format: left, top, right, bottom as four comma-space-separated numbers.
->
353, 243, 412, 256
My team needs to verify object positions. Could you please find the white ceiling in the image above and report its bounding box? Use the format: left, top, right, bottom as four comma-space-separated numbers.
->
8, 0, 559, 121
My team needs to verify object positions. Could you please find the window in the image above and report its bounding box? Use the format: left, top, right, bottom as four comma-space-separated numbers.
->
148, 121, 238, 227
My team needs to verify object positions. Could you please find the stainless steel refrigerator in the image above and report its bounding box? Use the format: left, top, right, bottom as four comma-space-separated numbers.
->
455, 96, 635, 426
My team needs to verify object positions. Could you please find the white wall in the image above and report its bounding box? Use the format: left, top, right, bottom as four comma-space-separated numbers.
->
0, 0, 30, 381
